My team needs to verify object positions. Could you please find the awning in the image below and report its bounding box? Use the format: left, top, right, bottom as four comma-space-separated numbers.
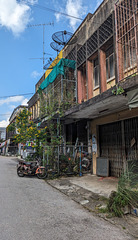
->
39, 58, 76, 90
127, 88, 138, 109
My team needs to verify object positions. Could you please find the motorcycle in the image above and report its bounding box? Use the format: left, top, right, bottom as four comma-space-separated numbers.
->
17, 160, 47, 179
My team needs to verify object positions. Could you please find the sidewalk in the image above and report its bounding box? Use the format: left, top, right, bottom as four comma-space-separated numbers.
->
67, 174, 118, 198
47, 174, 138, 239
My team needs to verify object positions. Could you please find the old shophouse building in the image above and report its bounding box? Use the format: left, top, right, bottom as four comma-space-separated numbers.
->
62, 0, 138, 177
28, 0, 138, 177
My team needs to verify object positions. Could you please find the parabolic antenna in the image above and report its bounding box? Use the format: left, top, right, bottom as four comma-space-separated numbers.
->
52, 30, 77, 46
50, 42, 63, 52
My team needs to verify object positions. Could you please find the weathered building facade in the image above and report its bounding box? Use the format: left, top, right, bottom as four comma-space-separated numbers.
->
26, 0, 138, 177
62, 0, 138, 177
28, 51, 63, 125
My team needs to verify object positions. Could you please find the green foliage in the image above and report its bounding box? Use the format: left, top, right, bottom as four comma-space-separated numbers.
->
112, 84, 125, 95
7, 123, 16, 132
38, 79, 76, 168
13, 108, 47, 155
107, 191, 129, 217
59, 154, 75, 173
107, 163, 138, 217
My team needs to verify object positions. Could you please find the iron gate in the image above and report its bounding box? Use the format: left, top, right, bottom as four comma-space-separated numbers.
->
99, 117, 138, 177
99, 121, 123, 177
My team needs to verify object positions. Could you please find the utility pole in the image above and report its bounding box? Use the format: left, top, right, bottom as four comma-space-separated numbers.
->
28, 22, 54, 72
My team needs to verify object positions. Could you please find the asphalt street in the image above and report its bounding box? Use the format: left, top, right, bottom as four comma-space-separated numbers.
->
0, 156, 134, 240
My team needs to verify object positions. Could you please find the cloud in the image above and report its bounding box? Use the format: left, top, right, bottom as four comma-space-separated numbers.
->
0, 0, 37, 35
55, 0, 87, 31
31, 70, 42, 79
21, 98, 28, 105
55, 12, 61, 22
21, 0, 38, 4
66, 0, 86, 31
0, 96, 29, 127
0, 118, 9, 127
0, 96, 24, 106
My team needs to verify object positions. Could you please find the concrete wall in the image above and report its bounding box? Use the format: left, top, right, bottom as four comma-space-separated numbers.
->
63, 0, 116, 55
90, 107, 138, 174
63, 0, 117, 104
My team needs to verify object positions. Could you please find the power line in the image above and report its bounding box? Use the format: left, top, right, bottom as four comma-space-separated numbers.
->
18, 1, 115, 27
17, 1, 83, 21
32, 4, 83, 21
0, 114, 11, 116
0, 93, 34, 99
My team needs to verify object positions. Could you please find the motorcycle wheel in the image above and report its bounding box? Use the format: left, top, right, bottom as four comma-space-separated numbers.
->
17, 167, 24, 177
37, 168, 47, 179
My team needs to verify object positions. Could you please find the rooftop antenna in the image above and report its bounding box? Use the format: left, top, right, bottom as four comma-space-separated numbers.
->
44, 30, 77, 71
28, 22, 54, 72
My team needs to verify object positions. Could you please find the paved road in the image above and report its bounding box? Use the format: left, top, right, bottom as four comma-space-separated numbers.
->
0, 156, 134, 240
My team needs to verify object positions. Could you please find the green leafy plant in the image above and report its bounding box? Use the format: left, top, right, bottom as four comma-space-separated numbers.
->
112, 84, 125, 95
107, 162, 138, 217
38, 81, 76, 169
12, 108, 47, 158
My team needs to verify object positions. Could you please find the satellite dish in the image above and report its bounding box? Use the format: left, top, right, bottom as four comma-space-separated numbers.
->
52, 30, 77, 46
50, 42, 63, 52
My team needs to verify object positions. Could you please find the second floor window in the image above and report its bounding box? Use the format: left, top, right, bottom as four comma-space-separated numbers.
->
124, 36, 136, 70
93, 58, 99, 88
106, 46, 115, 80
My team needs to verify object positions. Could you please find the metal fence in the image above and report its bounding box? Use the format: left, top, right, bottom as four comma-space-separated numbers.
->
42, 144, 93, 177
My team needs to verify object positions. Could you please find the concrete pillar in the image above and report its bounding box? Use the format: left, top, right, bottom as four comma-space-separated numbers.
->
99, 50, 107, 93
77, 69, 83, 104
118, 43, 124, 81
38, 100, 40, 117
82, 69, 87, 101
87, 60, 93, 99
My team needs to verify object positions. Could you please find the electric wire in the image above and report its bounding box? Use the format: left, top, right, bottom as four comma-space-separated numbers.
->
18, 1, 114, 25
17, 1, 83, 20
0, 93, 34, 99
0, 114, 12, 116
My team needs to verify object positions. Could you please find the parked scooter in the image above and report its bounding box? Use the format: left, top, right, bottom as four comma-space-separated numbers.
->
17, 160, 47, 179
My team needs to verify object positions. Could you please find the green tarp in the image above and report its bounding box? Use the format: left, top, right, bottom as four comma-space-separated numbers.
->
40, 58, 76, 90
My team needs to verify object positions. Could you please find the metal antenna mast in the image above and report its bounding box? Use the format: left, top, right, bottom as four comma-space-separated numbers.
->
28, 22, 54, 72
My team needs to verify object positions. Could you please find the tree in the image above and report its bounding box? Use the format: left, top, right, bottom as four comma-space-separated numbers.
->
9, 108, 47, 157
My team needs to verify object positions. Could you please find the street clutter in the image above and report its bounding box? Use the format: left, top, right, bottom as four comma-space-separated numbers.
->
47, 174, 138, 239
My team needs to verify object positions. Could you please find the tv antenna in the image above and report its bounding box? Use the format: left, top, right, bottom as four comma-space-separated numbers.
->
50, 42, 63, 53
28, 22, 54, 71
44, 30, 77, 71
43, 57, 61, 70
